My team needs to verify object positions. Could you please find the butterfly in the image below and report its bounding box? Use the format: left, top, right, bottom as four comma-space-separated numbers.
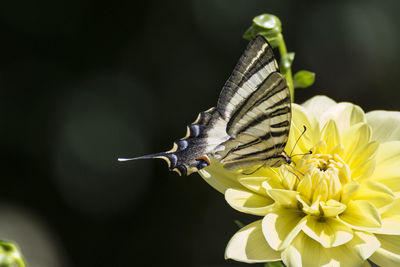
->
119, 35, 291, 176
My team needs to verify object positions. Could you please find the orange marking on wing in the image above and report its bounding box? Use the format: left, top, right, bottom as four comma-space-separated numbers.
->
196, 155, 211, 165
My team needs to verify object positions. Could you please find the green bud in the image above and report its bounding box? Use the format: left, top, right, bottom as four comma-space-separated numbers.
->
293, 70, 316, 88
279, 52, 295, 73
253, 14, 281, 32
243, 14, 283, 48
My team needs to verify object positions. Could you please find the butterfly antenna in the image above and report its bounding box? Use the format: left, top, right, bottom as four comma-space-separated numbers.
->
289, 126, 307, 157
290, 150, 313, 158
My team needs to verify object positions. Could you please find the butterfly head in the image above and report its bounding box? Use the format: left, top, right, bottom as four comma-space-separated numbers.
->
281, 151, 292, 165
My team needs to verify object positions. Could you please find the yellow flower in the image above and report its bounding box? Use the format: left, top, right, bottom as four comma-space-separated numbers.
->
199, 95, 400, 267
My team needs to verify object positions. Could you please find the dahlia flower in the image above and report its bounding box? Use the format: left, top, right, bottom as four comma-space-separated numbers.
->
199, 95, 400, 267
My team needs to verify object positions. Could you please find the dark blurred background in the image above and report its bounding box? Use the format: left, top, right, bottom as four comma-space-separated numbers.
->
0, 0, 399, 266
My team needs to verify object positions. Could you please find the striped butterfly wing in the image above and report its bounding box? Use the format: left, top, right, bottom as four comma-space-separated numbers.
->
217, 35, 281, 120
119, 35, 291, 175
215, 36, 291, 171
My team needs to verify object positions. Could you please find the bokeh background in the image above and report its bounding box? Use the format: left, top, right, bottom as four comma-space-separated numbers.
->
0, 0, 399, 266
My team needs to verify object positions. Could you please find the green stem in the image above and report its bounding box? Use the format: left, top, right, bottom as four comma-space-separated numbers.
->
14, 256, 27, 267
277, 33, 294, 102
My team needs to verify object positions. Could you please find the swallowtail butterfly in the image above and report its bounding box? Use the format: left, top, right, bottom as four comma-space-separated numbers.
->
119, 35, 291, 176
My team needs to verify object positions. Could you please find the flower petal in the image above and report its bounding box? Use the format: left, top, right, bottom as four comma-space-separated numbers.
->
313, 175, 329, 202
341, 182, 360, 204
225, 220, 281, 263
297, 194, 320, 216
321, 120, 341, 152
302, 216, 353, 248
375, 141, 400, 170
351, 180, 395, 213
349, 231, 380, 260
320, 199, 346, 217
288, 104, 321, 155
348, 141, 379, 175
372, 167, 400, 197
341, 123, 371, 163
255, 167, 283, 182
281, 231, 365, 267
318, 102, 366, 133
301, 96, 366, 132
301, 95, 337, 119
225, 188, 274, 216
372, 198, 400, 235
367, 110, 400, 143
261, 177, 286, 191
378, 234, 400, 254
370, 234, 400, 266
373, 141, 400, 195
267, 189, 298, 208
279, 167, 298, 191
262, 208, 306, 251
338, 200, 381, 230
351, 158, 376, 181
199, 159, 244, 194
370, 247, 400, 267
297, 173, 313, 201
238, 177, 269, 196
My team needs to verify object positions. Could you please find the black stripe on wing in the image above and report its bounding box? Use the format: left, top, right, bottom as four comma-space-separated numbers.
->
217, 35, 278, 120
225, 72, 284, 132
270, 120, 290, 128
226, 71, 290, 137
234, 106, 291, 137
215, 68, 291, 171
260, 128, 291, 141
223, 154, 286, 171
229, 142, 288, 161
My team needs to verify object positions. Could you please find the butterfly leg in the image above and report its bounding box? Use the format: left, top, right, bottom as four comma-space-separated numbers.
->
284, 166, 301, 181
242, 162, 267, 175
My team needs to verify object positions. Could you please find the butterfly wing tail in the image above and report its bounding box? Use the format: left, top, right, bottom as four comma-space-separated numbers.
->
119, 107, 230, 176
118, 153, 166, 161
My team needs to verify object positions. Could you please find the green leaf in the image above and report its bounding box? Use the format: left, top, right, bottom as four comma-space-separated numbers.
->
265, 261, 284, 267
293, 70, 316, 88
279, 52, 295, 73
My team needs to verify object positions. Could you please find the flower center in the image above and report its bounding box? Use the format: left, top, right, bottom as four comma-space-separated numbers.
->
318, 161, 328, 171
310, 153, 344, 174
293, 151, 351, 208
314, 154, 333, 171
